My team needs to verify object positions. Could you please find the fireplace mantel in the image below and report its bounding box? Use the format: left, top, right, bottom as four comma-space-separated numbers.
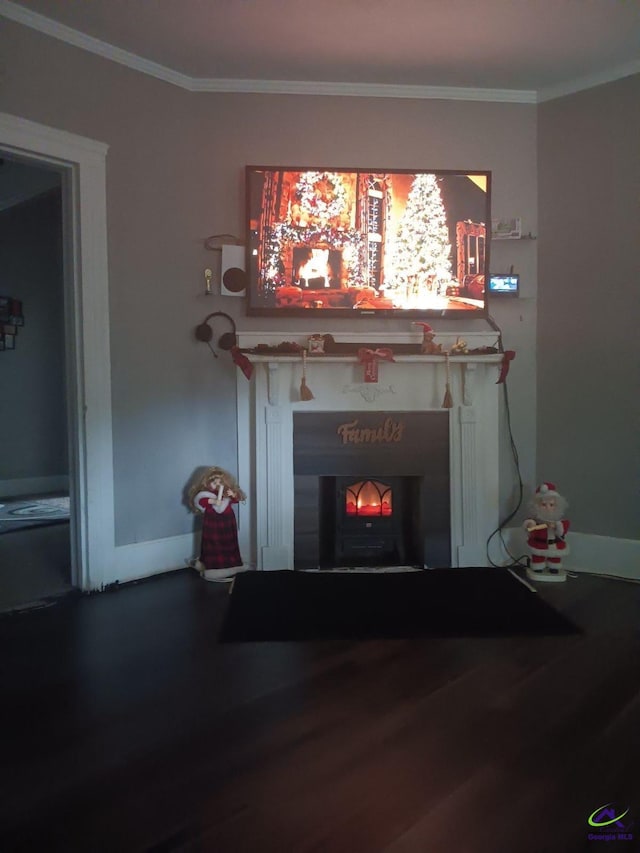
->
235, 331, 504, 570
244, 352, 502, 407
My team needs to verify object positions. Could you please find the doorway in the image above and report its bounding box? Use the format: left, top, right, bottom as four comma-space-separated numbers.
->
0, 160, 71, 611
0, 111, 114, 594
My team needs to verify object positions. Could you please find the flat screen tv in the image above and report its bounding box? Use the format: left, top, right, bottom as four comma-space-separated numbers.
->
246, 166, 491, 319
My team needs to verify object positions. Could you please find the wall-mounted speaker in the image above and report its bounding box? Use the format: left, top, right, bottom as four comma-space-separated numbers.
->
221, 245, 247, 297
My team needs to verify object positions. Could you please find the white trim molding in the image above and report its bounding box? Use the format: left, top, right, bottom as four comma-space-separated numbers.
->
563, 532, 640, 581
0, 111, 114, 592
6, 0, 633, 105
500, 527, 640, 581
0, 1, 536, 103
189, 77, 537, 103
537, 59, 640, 102
0, 0, 192, 90
112, 533, 199, 586
91, 525, 640, 587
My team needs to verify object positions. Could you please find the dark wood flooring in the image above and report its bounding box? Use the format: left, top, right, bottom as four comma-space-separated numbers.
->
1, 568, 639, 853
0, 522, 72, 612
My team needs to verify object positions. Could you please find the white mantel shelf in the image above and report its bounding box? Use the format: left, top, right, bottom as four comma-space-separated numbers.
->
237, 329, 501, 352
245, 353, 503, 364
235, 332, 505, 571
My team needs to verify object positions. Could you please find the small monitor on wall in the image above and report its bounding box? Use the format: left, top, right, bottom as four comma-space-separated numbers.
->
489, 273, 519, 296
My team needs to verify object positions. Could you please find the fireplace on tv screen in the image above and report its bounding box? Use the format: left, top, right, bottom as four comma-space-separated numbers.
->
246, 166, 491, 320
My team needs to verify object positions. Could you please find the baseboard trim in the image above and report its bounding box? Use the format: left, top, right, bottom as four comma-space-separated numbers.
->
500, 528, 640, 581
105, 527, 640, 589
110, 532, 199, 588
0, 475, 69, 498
102, 531, 259, 590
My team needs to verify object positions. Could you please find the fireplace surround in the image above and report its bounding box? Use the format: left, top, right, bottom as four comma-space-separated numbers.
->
294, 411, 450, 568
235, 330, 504, 570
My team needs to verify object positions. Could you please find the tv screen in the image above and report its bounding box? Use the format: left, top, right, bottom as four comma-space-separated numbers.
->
246, 166, 491, 319
489, 273, 520, 296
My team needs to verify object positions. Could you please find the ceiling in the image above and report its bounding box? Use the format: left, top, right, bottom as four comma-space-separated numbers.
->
2, 0, 640, 101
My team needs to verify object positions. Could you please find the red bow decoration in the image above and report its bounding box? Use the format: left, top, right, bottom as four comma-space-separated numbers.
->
231, 346, 254, 380
357, 347, 395, 383
497, 350, 516, 384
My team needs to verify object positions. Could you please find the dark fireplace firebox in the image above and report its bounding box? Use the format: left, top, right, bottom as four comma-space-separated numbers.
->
293, 411, 451, 570
320, 476, 420, 566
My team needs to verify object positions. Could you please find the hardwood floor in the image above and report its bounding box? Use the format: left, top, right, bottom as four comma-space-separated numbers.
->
0, 568, 638, 852
0, 523, 72, 612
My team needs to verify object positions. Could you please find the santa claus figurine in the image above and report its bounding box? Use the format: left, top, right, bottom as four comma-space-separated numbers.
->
523, 482, 570, 582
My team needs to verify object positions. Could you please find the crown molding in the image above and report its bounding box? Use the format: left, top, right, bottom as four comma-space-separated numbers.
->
0, 1, 536, 103
0, 0, 192, 89
537, 59, 640, 102
189, 76, 537, 103
1, 0, 636, 104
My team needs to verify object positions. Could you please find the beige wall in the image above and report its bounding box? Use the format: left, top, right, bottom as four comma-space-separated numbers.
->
538, 74, 640, 540
0, 19, 539, 546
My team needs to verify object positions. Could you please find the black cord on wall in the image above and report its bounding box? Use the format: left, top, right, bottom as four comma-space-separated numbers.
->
485, 315, 528, 568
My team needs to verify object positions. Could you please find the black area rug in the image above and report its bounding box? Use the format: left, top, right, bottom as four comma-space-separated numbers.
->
218, 569, 581, 642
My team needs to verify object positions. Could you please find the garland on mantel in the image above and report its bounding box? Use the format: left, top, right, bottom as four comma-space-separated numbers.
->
229, 340, 516, 402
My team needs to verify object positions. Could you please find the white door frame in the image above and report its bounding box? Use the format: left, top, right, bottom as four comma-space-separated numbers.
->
0, 112, 114, 590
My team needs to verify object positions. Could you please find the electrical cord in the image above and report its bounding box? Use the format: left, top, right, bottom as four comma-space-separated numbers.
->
484, 315, 529, 569
487, 378, 529, 568
485, 315, 634, 584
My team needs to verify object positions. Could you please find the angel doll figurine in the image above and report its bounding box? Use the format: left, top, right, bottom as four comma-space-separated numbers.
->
188, 466, 246, 580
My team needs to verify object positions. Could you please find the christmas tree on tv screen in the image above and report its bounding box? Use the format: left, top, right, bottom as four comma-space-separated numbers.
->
387, 173, 453, 309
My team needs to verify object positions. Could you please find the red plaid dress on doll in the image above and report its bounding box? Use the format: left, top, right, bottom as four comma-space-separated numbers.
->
196, 493, 243, 570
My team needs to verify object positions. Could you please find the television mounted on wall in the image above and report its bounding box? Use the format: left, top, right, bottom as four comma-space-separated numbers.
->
246, 166, 491, 320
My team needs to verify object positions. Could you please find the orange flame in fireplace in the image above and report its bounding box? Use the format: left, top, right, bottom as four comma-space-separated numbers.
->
345, 480, 392, 516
